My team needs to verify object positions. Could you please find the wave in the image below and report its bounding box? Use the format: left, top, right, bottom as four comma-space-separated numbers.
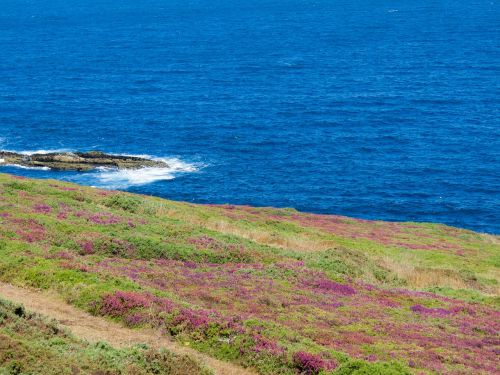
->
0, 148, 68, 170
16, 149, 73, 155
89, 157, 201, 189
0, 148, 74, 156
3, 164, 51, 171
0, 146, 202, 188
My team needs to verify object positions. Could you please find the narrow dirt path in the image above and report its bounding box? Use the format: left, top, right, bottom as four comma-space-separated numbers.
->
0, 282, 255, 375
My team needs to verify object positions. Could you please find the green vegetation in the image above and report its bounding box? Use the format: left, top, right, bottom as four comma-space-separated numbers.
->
0, 173, 498, 374
0, 297, 211, 375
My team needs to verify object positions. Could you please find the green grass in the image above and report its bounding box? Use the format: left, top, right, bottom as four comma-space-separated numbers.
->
0, 173, 498, 375
0, 297, 212, 375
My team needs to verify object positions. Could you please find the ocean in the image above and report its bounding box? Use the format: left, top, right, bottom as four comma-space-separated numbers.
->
0, 0, 498, 233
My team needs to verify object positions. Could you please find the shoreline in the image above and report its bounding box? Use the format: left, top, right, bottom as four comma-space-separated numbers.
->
0, 150, 168, 171
1, 171, 497, 236
0, 171, 496, 235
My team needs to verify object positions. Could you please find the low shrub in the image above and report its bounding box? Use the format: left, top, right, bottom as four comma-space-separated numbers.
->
334, 359, 411, 375
0, 297, 212, 375
293, 351, 336, 374
104, 194, 142, 213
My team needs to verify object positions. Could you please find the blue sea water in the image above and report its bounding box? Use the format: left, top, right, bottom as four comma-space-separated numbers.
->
0, 0, 499, 233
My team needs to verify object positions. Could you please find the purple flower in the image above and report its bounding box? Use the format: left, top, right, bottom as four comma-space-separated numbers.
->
80, 241, 95, 255
33, 204, 52, 214
184, 261, 197, 269
292, 351, 336, 374
88, 212, 120, 225
253, 334, 285, 356
124, 312, 146, 326
312, 278, 356, 295
101, 291, 153, 316
411, 304, 454, 316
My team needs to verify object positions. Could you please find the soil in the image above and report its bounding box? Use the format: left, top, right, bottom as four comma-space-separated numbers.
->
0, 282, 255, 375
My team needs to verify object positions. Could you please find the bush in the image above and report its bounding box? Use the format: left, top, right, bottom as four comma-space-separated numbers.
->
293, 351, 336, 374
104, 194, 142, 212
0, 297, 212, 374
334, 359, 411, 375
6, 181, 33, 191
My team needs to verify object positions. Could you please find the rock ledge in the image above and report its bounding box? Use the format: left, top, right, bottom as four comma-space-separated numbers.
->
0, 151, 167, 171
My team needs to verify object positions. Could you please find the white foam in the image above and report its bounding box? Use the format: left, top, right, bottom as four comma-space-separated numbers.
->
0, 148, 64, 170
108, 152, 154, 159
0, 147, 202, 188
5, 164, 51, 171
91, 157, 201, 189
0, 148, 74, 156
17, 149, 73, 155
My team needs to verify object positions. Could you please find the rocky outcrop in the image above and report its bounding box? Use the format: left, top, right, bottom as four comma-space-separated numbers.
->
0, 151, 167, 171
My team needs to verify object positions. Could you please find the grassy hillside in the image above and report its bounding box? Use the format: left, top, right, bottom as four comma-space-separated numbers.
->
0, 297, 211, 375
0, 173, 498, 374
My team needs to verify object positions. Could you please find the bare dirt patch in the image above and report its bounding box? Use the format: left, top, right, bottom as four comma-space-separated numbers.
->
0, 282, 254, 375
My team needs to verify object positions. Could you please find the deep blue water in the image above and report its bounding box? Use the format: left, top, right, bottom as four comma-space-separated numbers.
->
0, 0, 499, 233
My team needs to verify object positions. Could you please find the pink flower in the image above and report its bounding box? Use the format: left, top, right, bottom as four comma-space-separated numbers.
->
33, 204, 52, 214
100, 291, 153, 316
88, 212, 120, 225
292, 351, 336, 374
312, 278, 356, 295
80, 241, 95, 255
124, 312, 146, 326
411, 304, 454, 316
253, 334, 285, 356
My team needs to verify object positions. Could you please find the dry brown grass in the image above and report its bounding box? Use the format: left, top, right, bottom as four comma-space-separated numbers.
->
146, 201, 500, 296
146, 201, 335, 252
408, 269, 468, 289
381, 257, 468, 290
480, 233, 500, 245
0, 282, 255, 375
202, 218, 333, 253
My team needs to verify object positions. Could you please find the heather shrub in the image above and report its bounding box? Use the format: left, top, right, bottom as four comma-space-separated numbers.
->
200, 246, 255, 264
126, 235, 254, 263
92, 237, 136, 257
293, 351, 336, 374
307, 248, 395, 283
0, 297, 212, 374
75, 235, 171, 259
311, 278, 356, 296
79, 240, 95, 255
410, 304, 454, 316
0, 175, 498, 375
33, 203, 52, 214
141, 349, 213, 375
333, 360, 411, 375
128, 237, 192, 260
5, 181, 33, 192
104, 194, 142, 213
96, 291, 309, 374
308, 248, 365, 277
188, 235, 260, 263
242, 353, 293, 375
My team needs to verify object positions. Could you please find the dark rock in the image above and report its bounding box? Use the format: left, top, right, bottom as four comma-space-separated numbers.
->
0, 151, 167, 171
